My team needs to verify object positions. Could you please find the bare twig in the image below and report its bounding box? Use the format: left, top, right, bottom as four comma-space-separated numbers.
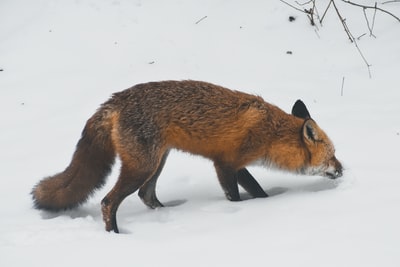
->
330, 0, 373, 76
280, 0, 382, 76
349, 29, 372, 78
295, 0, 314, 6
362, 4, 377, 38
331, 0, 353, 42
341, 76, 345, 96
280, 0, 308, 13
357, 33, 367, 39
280, 0, 318, 25
308, 0, 318, 26
342, 0, 400, 22
314, 28, 321, 39
371, 2, 378, 35
382, 0, 400, 4
320, 0, 333, 24
195, 16, 208, 25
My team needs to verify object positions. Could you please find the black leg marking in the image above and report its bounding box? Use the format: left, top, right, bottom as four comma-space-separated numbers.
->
237, 168, 268, 198
214, 162, 240, 201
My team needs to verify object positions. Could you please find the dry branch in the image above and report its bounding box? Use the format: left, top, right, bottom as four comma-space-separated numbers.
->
195, 16, 208, 25
280, 0, 400, 77
342, 0, 400, 22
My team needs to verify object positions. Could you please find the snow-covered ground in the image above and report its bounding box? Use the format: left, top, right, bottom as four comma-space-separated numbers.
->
1, 0, 399, 266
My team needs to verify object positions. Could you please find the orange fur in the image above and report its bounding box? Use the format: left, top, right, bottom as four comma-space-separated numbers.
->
32, 80, 343, 233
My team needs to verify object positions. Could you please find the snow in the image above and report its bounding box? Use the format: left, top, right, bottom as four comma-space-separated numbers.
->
1, 0, 399, 266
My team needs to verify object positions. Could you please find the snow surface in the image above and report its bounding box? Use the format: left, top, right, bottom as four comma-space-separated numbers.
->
1, 0, 399, 266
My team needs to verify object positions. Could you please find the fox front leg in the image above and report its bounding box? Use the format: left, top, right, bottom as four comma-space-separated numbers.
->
237, 168, 268, 198
214, 162, 241, 201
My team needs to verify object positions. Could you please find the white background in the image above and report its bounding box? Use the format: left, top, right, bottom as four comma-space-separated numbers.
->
1, 1, 399, 266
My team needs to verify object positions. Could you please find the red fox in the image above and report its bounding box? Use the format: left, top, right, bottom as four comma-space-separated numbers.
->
32, 80, 343, 233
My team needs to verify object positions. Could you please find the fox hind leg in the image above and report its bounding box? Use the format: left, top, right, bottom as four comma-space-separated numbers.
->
101, 154, 162, 233
237, 168, 268, 198
138, 151, 169, 209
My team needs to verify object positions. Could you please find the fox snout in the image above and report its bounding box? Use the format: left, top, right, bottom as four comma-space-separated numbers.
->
324, 156, 343, 179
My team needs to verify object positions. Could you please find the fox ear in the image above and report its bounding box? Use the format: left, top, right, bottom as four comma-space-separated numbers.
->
303, 120, 318, 142
292, 100, 311, 119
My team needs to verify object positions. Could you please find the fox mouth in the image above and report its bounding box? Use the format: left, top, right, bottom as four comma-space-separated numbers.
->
325, 170, 343, 179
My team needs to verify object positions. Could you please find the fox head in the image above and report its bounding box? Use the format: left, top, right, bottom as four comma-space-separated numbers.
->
292, 100, 343, 179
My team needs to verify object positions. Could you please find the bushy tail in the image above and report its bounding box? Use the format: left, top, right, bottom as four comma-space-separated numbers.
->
32, 109, 116, 211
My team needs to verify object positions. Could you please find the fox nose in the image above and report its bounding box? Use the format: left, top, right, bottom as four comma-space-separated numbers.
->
332, 157, 343, 178
325, 168, 343, 179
